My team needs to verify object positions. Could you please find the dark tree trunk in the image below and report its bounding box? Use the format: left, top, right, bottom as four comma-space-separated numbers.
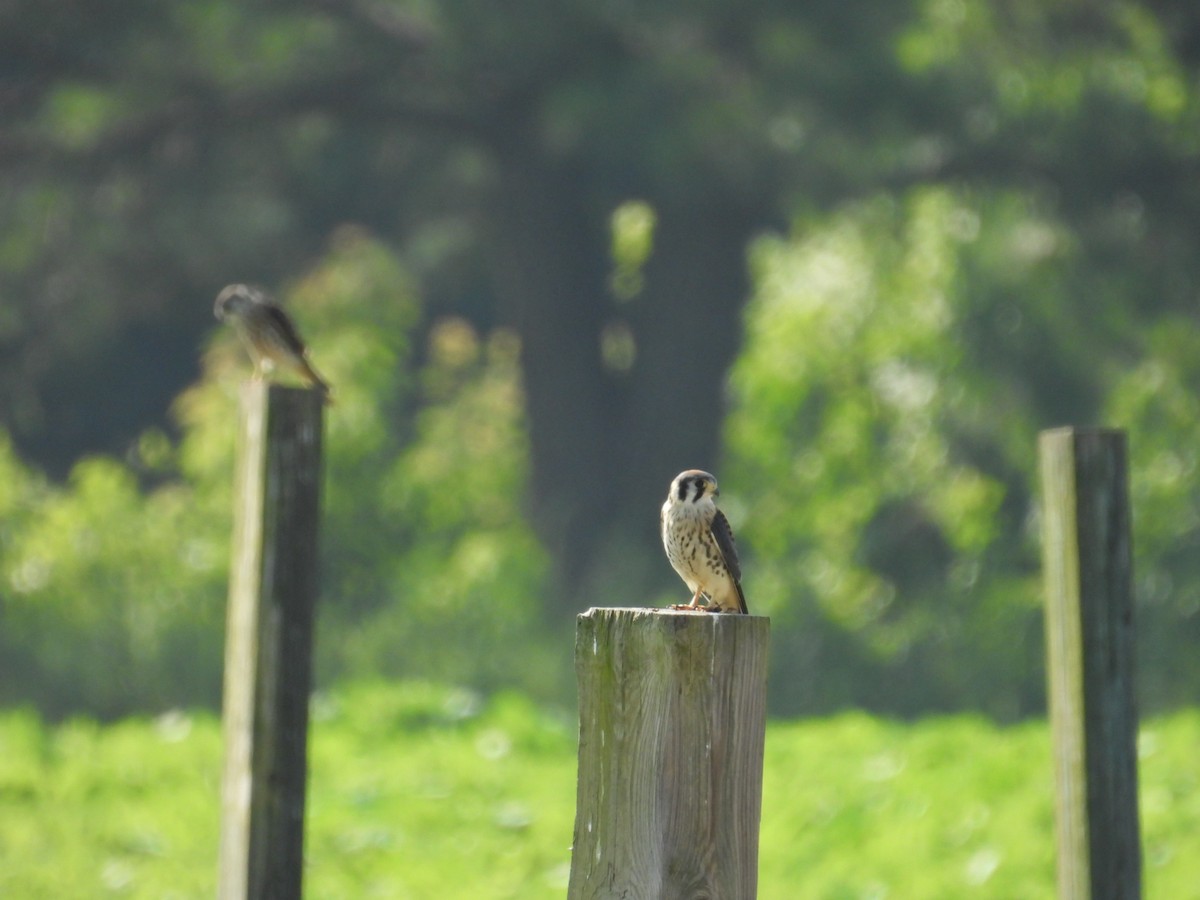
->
569, 196, 760, 612
488, 135, 761, 615
616, 197, 758, 539
485, 142, 621, 594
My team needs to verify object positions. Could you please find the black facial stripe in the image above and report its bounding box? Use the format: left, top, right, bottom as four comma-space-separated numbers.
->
691, 478, 705, 503
677, 478, 689, 501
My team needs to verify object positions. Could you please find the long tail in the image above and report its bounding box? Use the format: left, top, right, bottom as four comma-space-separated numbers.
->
298, 356, 334, 404
733, 580, 748, 615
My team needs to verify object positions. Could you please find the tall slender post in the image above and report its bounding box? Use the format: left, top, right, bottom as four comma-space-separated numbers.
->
568, 608, 769, 900
1038, 427, 1141, 900
218, 383, 324, 900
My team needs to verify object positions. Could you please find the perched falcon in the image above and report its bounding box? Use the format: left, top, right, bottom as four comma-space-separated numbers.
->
214, 283, 332, 402
661, 469, 748, 614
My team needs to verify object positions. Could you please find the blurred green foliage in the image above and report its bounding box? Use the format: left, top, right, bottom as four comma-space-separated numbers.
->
0, 229, 553, 716
3, 0, 1200, 720
728, 188, 1049, 717
1, 682, 1197, 897
4, 193, 1200, 718
725, 182, 1200, 716
1107, 319, 1200, 707
0, 433, 229, 718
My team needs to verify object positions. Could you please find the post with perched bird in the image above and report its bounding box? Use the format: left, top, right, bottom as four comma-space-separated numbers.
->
218, 381, 324, 900
1038, 427, 1141, 900
568, 608, 769, 899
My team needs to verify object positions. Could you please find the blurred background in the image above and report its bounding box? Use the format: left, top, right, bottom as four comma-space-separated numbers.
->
3, 0, 1200, 722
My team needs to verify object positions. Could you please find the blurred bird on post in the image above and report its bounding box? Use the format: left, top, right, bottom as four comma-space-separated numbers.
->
214, 283, 332, 403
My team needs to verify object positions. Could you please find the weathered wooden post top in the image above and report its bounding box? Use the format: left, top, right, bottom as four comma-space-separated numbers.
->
218, 382, 324, 900
1039, 427, 1142, 900
568, 607, 770, 900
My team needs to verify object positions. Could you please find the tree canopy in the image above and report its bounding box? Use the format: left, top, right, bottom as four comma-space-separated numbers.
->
2, 1, 1200, 718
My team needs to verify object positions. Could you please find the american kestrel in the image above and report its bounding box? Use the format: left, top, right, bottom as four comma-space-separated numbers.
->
214, 283, 332, 402
661, 469, 748, 614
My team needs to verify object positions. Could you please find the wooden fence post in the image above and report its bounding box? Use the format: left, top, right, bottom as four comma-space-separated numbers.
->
218, 383, 324, 900
568, 608, 770, 900
1038, 427, 1141, 900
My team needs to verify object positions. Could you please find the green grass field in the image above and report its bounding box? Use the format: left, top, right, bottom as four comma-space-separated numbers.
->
1, 682, 1196, 898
